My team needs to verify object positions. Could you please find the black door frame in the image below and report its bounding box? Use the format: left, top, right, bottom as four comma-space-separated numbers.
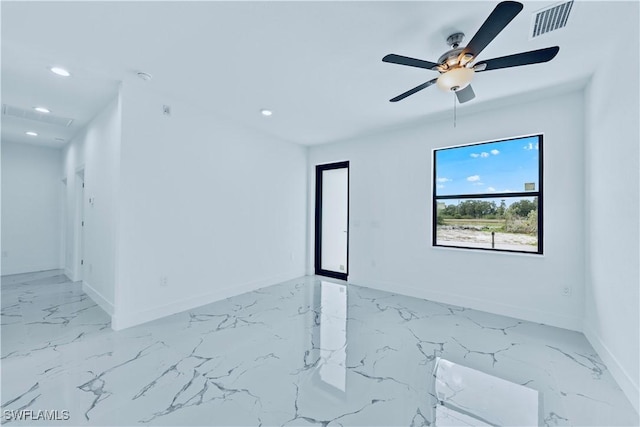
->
314, 161, 349, 281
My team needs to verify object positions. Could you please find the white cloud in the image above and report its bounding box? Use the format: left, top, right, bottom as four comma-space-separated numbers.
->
524, 142, 539, 151
437, 184, 445, 189
437, 177, 451, 183
472, 151, 497, 158
487, 187, 496, 192
473, 182, 484, 186
467, 175, 480, 182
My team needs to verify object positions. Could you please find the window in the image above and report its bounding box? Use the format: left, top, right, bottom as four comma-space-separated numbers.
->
433, 134, 543, 254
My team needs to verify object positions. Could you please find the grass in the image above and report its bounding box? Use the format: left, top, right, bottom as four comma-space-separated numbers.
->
439, 218, 537, 237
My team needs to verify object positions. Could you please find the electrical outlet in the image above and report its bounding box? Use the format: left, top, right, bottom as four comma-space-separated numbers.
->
160, 276, 168, 287
562, 286, 571, 296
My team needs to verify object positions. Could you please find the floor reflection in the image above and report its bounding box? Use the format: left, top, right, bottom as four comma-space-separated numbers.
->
433, 357, 540, 426
317, 281, 348, 392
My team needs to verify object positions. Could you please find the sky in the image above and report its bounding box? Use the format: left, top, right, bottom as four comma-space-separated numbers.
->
435, 135, 540, 197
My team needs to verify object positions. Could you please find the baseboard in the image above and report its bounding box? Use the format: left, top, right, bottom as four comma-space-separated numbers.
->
64, 267, 74, 281
1, 263, 62, 277
354, 278, 583, 332
111, 271, 304, 331
583, 323, 639, 414
82, 281, 114, 316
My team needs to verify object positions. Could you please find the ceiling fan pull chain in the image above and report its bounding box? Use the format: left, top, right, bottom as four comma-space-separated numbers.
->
453, 92, 457, 128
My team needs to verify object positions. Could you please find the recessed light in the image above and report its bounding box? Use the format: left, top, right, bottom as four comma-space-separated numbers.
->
260, 109, 273, 117
25, 131, 38, 136
50, 67, 71, 77
34, 107, 50, 113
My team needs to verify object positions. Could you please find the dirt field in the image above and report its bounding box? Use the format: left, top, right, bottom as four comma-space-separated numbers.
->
436, 225, 537, 252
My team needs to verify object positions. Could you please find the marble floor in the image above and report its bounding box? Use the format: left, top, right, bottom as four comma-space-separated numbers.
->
1, 270, 637, 426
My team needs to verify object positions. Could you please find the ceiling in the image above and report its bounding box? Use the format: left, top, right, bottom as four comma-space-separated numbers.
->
1, 1, 637, 148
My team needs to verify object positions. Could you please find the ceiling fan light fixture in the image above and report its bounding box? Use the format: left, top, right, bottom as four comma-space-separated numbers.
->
437, 67, 475, 92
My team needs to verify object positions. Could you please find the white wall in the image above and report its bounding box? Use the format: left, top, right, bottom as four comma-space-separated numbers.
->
62, 93, 122, 315
583, 11, 639, 412
1, 141, 63, 275
112, 79, 307, 329
308, 89, 586, 331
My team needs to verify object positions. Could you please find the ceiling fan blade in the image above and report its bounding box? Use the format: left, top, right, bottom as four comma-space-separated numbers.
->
475, 46, 559, 71
383, 54, 439, 70
462, 1, 523, 59
456, 85, 476, 103
389, 78, 438, 102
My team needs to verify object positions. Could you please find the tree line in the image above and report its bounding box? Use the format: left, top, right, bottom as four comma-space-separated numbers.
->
438, 198, 538, 234
439, 198, 537, 220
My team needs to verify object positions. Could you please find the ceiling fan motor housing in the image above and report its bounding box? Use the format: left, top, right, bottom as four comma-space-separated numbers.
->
438, 47, 466, 69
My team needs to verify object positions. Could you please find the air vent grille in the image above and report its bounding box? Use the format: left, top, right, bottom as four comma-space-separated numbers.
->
2, 104, 74, 127
531, 1, 573, 38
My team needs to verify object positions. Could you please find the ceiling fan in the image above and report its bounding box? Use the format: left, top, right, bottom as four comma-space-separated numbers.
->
383, 1, 560, 104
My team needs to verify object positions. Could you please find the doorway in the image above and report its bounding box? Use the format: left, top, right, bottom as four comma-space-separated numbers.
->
315, 161, 349, 280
